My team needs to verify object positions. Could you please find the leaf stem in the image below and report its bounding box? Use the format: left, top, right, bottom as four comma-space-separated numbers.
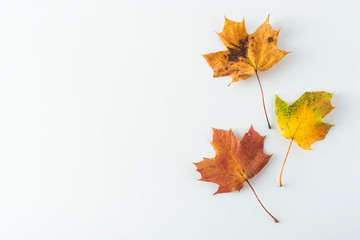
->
246, 180, 279, 223
255, 70, 271, 129
279, 139, 294, 187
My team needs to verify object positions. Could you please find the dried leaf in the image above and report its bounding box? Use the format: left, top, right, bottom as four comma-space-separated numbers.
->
194, 126, 278, 222
203, 16, 289, 128
275, 91, 335, 186
203, 16, 289, 84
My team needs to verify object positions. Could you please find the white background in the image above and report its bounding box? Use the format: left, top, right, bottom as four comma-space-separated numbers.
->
0, 0, 359, 239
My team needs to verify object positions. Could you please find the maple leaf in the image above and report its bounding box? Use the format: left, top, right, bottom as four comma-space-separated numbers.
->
194, 126, 278, 223
275, 91, 335, 186
203, 16, 289, 128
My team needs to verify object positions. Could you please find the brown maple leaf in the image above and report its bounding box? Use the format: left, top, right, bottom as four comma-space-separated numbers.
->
203, 16, 289, 128
194, 126, 278, 223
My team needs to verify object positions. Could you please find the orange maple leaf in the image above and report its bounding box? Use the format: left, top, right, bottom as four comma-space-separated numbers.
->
203, 16, 289, 128
203, 16, 289, 83
194, 126, 278, 223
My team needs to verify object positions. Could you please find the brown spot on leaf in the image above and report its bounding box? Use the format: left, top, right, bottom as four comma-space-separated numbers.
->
268, 37, 274, 43
237, 73, 250, 78
227, 49, 240, 62
227, 36, 249, 62
225, 67, 228, 70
